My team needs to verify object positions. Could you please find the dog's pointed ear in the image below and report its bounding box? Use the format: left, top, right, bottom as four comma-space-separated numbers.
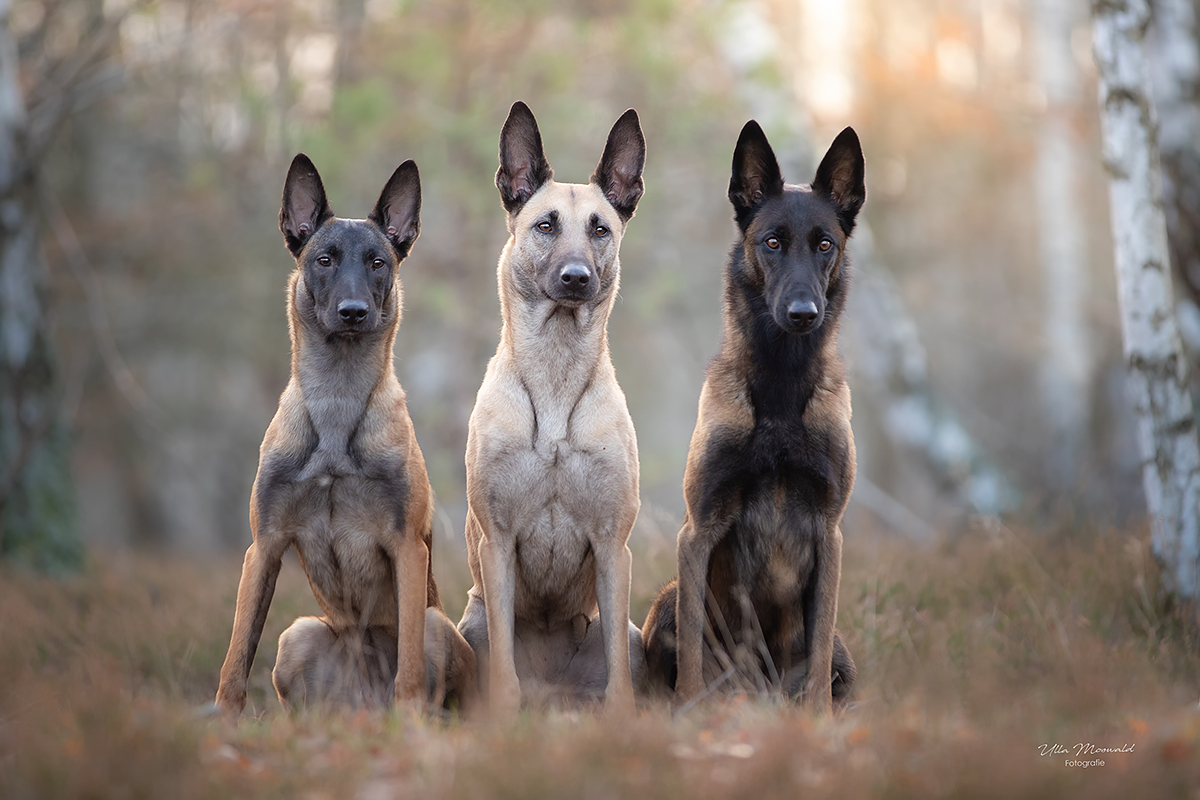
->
496, 101, 553, 215
728, 121, 784, 229
590, 108, 646, 222
812, 126, 866, 235
369, 159, 421, 260
280, 154, 334, 257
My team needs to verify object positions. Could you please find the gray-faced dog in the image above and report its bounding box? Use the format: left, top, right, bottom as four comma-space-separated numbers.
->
457, 102, 647, 717
214, 155, 476, 718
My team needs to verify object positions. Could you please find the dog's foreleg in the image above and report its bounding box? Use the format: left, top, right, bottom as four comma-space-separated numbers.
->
215, 532, 289, 718
675, 521, 715, 702
804, 523, 842, 715
592, 535, 635, 713
479, 526, 520, 719
390, 531, 429, 711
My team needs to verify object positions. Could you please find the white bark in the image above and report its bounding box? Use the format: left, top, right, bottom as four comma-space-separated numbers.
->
1034, 0, 1091, 477
1093, 0, 1200, 599
1147, 0, 1200, 344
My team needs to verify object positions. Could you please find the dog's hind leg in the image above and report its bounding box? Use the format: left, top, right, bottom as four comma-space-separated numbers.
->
559, 613, 647, 702
426, 607, 478, 715
274, 616, 335, 711
456, 590, 490, 698
641, 579, 679, 695
274, 618, 397, 710
782, 628, 856, 709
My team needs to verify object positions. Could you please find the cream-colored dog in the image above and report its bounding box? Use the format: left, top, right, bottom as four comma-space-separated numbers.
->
457, 102, 647, 716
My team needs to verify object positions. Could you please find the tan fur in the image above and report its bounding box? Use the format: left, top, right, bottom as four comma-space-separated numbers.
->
458, 109, 646, 718
214, 160, 476, 718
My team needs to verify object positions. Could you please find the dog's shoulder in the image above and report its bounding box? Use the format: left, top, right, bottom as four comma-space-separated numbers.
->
467, 351, 535, 448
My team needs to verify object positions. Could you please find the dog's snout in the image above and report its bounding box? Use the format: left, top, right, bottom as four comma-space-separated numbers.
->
338, 299, 369, 324
788, 300, 819, 326
559, 264, 591, 289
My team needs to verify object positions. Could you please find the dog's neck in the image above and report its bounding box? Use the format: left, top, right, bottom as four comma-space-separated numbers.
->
287, 271, 400, 475
498, 267, 617, 443
723, 256, 847, 422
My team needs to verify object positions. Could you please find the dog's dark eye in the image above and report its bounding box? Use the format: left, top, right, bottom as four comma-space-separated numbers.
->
318, 255, 332, 267
372, 258, 386, 270
765, 237, 780, 250
537, 221, 553, 233
594, 225, 609, 238
818, 239, 833, 253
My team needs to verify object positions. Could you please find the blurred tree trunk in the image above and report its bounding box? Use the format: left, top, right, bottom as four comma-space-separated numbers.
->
334, 0, 367, 88
1093, 0, 1200, 600
849, 229, 1013, 518
1147, 0, 1200, 353
1033, 0, 1091, 483
0, 1, 81, 570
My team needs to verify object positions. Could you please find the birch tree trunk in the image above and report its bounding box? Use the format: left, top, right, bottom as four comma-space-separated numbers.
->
0, 0, 80, 570
1093, 0, 1200, 599
1147, 0, 1200, 352
1034, 0, 1091, 481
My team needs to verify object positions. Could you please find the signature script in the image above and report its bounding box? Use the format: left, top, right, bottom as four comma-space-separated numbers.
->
1038, 743, 1136, 757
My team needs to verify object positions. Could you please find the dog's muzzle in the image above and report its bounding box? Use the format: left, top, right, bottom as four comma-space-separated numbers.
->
549, 263, 597, 304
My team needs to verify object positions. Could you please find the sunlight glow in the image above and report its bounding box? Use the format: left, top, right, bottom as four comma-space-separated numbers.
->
799, 0, 856, 121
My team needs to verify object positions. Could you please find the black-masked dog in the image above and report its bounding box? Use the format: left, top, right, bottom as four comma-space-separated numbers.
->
457, 102, 646, 718
214, 155, 476, 717
642, 123, 863, 713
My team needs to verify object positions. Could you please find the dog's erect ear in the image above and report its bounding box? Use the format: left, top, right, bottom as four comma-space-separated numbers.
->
591, 108, 646, 222
728, 121, 784, 229
812, 126, 866, 235
280, 154, 334, 257
369, 159, 421, 260
496, 101, 553, 215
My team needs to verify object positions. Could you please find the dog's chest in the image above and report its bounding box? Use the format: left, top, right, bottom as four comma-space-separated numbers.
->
287, 475, 399, 627
709, 422, 841, 605
498, 437, 606, 616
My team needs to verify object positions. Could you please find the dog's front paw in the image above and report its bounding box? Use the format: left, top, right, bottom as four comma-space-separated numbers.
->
603, 684, 636, 717
212, 688, 246, 722
488, 676, 521, 722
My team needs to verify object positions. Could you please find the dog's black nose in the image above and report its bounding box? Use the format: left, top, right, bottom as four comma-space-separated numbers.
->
559, 264, 591, 288
788, 300, 819, 326
338, 299, 369, 324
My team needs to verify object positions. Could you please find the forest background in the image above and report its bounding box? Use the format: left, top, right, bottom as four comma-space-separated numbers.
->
4, 0, 1200, 797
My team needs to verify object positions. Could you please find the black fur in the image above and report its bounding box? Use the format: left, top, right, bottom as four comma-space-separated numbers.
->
282, 155, 420, 339
496, 101, 554, 215
642, 123, 865, 705
590, 108, 646, 221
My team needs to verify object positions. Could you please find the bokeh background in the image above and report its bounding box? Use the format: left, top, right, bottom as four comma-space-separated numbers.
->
8, 0, 1166, 576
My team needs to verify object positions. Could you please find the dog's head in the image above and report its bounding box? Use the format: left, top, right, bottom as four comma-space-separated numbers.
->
280, 154, 421, 337
728, 122, 865, 336
494, 101, 645, 308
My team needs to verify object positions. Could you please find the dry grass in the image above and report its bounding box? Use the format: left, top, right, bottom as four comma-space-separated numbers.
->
3, 517, 1199, 799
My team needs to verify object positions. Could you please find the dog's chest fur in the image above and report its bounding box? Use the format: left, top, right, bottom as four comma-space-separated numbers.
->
701, 268, 854, 641
474, 303, 636, 623
257, 288, 409, 630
